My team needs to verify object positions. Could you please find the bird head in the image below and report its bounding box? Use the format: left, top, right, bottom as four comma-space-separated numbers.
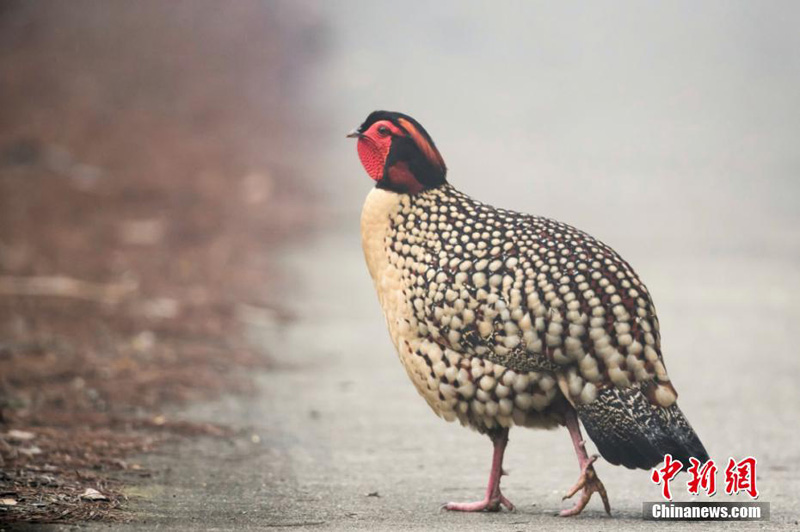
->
348, 111, 447, 194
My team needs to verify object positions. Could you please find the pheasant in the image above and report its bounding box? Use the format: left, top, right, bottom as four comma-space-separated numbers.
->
349, 111, 708, 516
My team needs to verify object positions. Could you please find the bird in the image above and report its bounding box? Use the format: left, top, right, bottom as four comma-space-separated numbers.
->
349, 110, 708, 516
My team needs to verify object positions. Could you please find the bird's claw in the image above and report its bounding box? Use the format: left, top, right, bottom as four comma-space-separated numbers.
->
559, 454, 611, 517
561, 455, 598, 500
499, 494, 515, 512
443, 493, 515, 512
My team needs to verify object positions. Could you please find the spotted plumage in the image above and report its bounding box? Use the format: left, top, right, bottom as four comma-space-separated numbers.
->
353, 110, 708, 515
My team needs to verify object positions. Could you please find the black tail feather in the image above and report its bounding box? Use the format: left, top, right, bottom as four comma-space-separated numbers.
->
576, 385, 709, 470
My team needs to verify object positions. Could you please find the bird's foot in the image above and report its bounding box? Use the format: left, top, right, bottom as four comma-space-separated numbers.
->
443, 491, 515, 512
559, 454, 611, 517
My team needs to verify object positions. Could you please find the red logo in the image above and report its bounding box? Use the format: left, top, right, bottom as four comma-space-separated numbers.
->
724, 457, 759, 499
651, 456, 759, 500
687, 457, 717, 496
650, 454, 683, 500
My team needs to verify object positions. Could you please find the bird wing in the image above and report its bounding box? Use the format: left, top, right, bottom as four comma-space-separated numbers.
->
402, 189, 676, 409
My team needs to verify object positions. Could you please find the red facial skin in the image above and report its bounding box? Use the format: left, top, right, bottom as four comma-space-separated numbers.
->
356, 120, 395, 181
356, 120, 423, 193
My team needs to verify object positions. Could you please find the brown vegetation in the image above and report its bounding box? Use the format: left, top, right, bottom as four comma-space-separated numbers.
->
0, 1, 319, 523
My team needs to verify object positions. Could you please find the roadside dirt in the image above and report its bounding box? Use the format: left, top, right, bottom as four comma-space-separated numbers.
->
0, 1, 321, 524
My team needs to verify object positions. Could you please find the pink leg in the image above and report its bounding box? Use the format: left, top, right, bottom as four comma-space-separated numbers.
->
444, 428, 515, 512
560, 408, 611, 517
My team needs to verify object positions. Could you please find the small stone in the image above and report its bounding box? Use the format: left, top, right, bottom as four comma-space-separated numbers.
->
6, 430, 35, 441
80, 488, 109, 501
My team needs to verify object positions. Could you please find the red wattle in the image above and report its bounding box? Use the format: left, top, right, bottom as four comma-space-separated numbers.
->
357, 138, 385, 181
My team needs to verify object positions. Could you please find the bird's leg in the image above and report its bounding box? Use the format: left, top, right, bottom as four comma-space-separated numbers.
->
560, 408, 611, 517
444, 428, 515, 512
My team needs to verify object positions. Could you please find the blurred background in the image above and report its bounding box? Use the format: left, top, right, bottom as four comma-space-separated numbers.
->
1, 0, 798, 528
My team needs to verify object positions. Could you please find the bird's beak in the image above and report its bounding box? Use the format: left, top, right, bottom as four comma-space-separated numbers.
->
346, 128, 361, 139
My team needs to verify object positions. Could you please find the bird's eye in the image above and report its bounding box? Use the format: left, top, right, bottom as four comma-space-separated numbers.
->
377, 125, 390, 136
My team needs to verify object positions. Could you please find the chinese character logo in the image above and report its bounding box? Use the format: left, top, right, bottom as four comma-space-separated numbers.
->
687, 457, 717, 496
724, 457, 759, 499
651, 456, 759, 500
650, 454, 683, 500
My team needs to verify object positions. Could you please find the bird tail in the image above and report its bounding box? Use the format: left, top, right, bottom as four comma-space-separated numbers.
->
576, 385, 709, 470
